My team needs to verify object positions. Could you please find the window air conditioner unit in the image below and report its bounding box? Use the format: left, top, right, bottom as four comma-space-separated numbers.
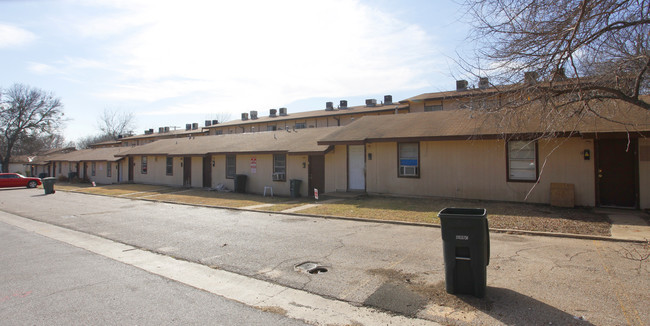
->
272, 172, 285, 181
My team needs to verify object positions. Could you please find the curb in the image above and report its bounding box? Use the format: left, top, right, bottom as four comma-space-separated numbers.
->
57, 188, 648, 244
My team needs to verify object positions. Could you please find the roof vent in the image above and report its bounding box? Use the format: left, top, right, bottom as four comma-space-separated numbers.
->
340, 100, 348, 109
241, 113, 249, 120
186, 123, 192, 131
365, 99, 377, 107
192, 123, 199, 130
478, 77, 489, 89
456, 80, 468, 91
205, 120, 212, 127
524, 71, 539, 85
250, 110, 258, 120
384, 95, 392, 105
270, 109, 277, 117
279, 108, 288, 116
325, 102, 334, 111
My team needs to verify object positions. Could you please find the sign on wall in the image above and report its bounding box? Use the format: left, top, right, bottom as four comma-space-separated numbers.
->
250, 157, 257, 174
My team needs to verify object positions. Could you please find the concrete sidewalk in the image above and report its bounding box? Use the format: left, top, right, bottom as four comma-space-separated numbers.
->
599, 209, 650, 241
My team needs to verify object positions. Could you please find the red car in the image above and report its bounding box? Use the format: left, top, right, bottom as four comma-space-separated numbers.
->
0, 173, 42, 188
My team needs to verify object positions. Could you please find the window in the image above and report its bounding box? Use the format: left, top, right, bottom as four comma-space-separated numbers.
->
295, 123, 306, 129
398, 143, 420, 177
58, 163, 61, 174
424, 104, 443, 112
141, 156, 148, 174
166, 157, 173, 175
272, 154, 286, 181
226, 155, 236, 178
91, 162, 96, 176
107, 162, 112, 177
267, 125, 277, 131
507, 140, 538, 181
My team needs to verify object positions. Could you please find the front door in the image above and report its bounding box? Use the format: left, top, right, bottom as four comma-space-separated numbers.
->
348, 145, 365, 191
202, 156, 212, 188
597, 138, 638, 207
308, 155, 325, 197
183, 157, 192, 187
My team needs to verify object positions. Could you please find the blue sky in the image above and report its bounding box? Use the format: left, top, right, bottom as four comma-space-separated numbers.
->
0, 0, 472, 143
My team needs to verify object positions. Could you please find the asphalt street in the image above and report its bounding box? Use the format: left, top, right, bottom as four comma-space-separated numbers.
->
1, 188, 648, 325
0, 216, 309, 325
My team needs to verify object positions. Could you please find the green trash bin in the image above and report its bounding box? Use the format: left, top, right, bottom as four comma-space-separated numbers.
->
438, 207, 489, 298
234, 174, 247, 193
290, 179, 302, 198
43, 177, 57, 195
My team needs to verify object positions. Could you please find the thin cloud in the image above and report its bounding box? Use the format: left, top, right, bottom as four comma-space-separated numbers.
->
0, 23, 36, 48
63, 0, 441, 116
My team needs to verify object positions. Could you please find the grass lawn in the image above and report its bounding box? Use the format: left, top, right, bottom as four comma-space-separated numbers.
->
298, 196, 611, 236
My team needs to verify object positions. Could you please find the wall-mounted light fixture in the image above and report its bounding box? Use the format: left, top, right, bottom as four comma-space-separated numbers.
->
212, 160, 215, 167
302, 162, 306, 168
583, 149, 590, 160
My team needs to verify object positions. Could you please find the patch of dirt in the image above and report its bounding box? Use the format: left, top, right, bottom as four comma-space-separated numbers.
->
254, 306, 288, 316
367, 269, 493, 313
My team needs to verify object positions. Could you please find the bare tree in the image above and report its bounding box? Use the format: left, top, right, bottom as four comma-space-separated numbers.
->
0, 84, 65, 172
98, 108, 136, 140
459, 0, 649, 120
12, 132, 67, 155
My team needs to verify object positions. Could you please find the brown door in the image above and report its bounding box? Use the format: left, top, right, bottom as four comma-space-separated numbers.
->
128, 157, 134, 182
202, 156, 212, 188
308, 155, 325, 197
183, 157, 192, 187
597, 139, 638, 207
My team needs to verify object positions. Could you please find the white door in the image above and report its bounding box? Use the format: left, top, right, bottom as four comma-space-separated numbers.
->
348, 145, 365, 191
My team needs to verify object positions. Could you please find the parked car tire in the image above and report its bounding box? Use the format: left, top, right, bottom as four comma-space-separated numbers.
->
27, 180, 38, 188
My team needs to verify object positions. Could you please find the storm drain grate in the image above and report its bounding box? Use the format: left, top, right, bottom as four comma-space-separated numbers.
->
295, 262, 328, 274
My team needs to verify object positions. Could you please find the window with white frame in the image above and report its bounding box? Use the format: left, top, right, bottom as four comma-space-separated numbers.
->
398, 143, 420, 177
273, 154, 286, 181
226, 155, 236, 179
141, 156, 148, 174
507, 140, 538, 181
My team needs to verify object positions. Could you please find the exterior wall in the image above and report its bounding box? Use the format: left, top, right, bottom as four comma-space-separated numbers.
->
363, 138, 596, 206
132, 155, 183, 186
211, 155, 232, 189
207, 153, 309, 196
640, 138, 650, 209
85, 161, 119, 184
324, 145, 349, 192
8, 163, 27, 174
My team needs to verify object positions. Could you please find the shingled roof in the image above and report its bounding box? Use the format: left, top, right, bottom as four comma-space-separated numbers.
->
205, 103, 408, 129
319, 99, 650, 144
117, 127, 338, 157
46, 147, 130, 162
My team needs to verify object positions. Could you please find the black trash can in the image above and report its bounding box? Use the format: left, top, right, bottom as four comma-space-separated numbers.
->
290, 179, 302, 198
234, 174, 247, 193
438, 207, 489, 298
43, 177, 56, 195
